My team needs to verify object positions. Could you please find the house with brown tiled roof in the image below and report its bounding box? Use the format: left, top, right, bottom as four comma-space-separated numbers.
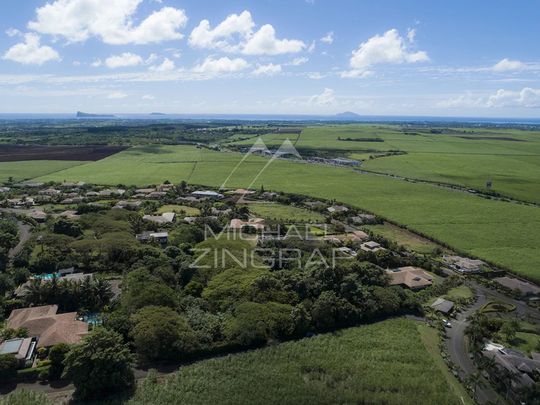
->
386, 266, 433, 290
7, 305, 88, 348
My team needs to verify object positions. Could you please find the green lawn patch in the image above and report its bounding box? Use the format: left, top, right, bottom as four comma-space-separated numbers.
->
245, 202, 324, 222
444, 285, 474, 301
157, 204, 200, 216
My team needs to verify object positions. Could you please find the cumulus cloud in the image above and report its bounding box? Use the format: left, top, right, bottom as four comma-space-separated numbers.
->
149, 58, 176, 72
492, 58, 525, 72
243, 24, 305, 55
107, 91, 128, 99
105, 52, 143, 68
3, 33, 60, 65
189, 10, 304, 55
142, 94, 155, 100
252, 63, 282, 76
438, 87, 540, 109
487, 87, 540, 108
309, 88, 336, 106
193, 56, 249, 74
290, 56, 308, 66
320, 31, 333, 44
189, 10, 254, 52
28, 0, 187, 45
343, 29, 429, 77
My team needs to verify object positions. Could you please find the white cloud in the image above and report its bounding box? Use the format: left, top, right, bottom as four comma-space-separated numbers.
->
406, 28, 416, 43
189, 10, 305, 55
492, 58, 525, 72
6, 28, 22, 37
309, 88, 336, 106
193, 56, 249, 74
252, 63, 281, 76
436, 91, 484, 108
107, 91, 128, 99
243, 24, 305, 55
438, 87, 540, 109
320, 31, 333, 44
290, 57, 308, 66
3, 33, 60, 65
105, 52, 143, 68
142, 94, 155, 100
150, 58, 175, 72
487, 87, 540, 108
307, 72, 325, 80
91, 59, 102, 67
28, 0, 187, 45
189, 10, 254, 52
343, 29, 429, 77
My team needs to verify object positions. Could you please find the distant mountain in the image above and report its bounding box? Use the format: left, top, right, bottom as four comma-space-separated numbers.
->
334, 111, 362, 120
150, 112, 167, 116
76, 111, 115, 118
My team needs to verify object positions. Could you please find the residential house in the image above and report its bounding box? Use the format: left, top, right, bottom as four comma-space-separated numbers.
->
443, 255, 486, 274
351, 214, 377, 224
6, 305, 89, 348
0, 337, 37, 368
142, 212, 175, 224
482, 344, 540, 392
191, 190, 224, 200
494, 276, 540, 297
230, 218, 266, 231
360, 241, 385, 252
386, 266, 433, 290
136, 231, 169, 245
430, 297, 455, 314
327, 205, 349, 214
114, 200, 142, 210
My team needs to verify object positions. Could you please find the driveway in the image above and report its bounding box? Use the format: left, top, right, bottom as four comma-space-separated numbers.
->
8, 221, 32, 259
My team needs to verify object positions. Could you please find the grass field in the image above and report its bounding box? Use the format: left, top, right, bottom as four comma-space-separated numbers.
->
364, 223, 440, 254
129, 318, 464, 405
444, 285, 474, 301
231, 125, 540, 203
0, 160, 86, 183
35, 144, 540, 282
157, 204, 200, 216
245, 202, 324, 222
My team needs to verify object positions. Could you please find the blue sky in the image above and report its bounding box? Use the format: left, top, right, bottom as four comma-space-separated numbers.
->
0, 0, 539, 116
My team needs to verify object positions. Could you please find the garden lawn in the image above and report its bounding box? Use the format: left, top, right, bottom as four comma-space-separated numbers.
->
245, 202, 324, 222
130, 318, 464, 405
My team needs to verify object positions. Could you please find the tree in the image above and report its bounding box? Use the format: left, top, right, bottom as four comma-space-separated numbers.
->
501, 319, 519, 343
48, 343, 70, 380
63, 328, 135, 400
465, 372, 485, 400
52, 219, 83, 238
225, 301, 293, 346
0, 354, 17, 381
131, 306, 197, 362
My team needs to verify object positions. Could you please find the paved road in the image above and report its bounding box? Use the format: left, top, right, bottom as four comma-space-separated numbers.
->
8, 221, 31, 259
445, 281, 540, 404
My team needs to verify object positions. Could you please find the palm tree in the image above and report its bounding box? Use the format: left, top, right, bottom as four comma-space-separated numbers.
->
23, 278, 45, 305
465, 372, 485, 400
